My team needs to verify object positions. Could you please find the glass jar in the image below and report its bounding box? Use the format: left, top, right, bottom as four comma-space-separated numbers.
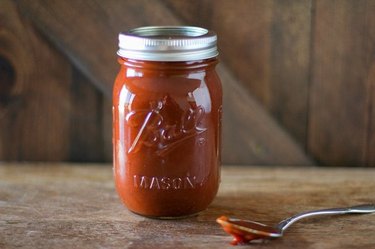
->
113, 26, 222, 218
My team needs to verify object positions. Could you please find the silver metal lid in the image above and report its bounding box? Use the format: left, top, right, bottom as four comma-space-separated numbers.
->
117, 26, 218, 61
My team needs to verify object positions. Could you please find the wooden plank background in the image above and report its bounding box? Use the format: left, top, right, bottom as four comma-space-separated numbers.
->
0, 0, 374, 166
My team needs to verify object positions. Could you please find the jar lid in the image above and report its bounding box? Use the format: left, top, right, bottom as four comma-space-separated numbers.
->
117, 26, 218, 61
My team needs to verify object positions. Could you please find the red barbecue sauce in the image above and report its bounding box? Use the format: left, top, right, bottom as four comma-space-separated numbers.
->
217, 216, 279, 245
113, 57, 222, 218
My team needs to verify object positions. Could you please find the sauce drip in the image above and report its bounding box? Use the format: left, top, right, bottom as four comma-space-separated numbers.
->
216, 216, 280, 245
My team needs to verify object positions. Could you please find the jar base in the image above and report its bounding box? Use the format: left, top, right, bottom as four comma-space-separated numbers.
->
129, 210, 201, 220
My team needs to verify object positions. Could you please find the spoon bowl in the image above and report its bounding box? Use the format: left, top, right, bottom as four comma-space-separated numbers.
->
216, 216, 281, 245
217, 204, 375, 245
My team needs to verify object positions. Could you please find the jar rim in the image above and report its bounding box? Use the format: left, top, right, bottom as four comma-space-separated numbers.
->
117, 26, 218, 62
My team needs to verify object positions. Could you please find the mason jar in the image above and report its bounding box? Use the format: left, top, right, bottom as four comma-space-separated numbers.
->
113, 26, 222, 218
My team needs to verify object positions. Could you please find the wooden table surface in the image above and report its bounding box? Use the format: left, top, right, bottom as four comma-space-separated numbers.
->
0, 163, 374, 249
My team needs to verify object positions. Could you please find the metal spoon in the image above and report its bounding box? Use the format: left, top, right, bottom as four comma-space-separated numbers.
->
216, 204, 375, 245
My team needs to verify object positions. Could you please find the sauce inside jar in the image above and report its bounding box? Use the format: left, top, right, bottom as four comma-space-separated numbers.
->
113, 26, 222, 218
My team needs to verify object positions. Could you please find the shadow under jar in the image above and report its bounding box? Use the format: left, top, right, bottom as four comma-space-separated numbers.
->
113, 26, 222, 218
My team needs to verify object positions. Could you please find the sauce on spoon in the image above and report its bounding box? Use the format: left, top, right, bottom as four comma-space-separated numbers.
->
216, 216, 281, 245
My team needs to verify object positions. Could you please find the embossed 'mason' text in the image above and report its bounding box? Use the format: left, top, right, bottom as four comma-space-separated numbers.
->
133, 175, 198, 190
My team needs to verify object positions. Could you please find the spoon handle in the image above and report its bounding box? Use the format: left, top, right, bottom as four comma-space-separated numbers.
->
346, 204, 375, 213
277, 204, 375, 232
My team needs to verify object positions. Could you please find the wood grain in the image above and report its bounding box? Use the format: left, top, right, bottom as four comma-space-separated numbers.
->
15, 0, 181, 97
0, 0, 71, 160
14, 0, 312, 165
102, 98, 113, 162
1, 163, 374, 248
219, 63, 312, 165
268, 0, 311, 145
308, 0, 375, 166
366, 2, 375, 167
68, 69, 105, 162
369, 62, 375, 166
